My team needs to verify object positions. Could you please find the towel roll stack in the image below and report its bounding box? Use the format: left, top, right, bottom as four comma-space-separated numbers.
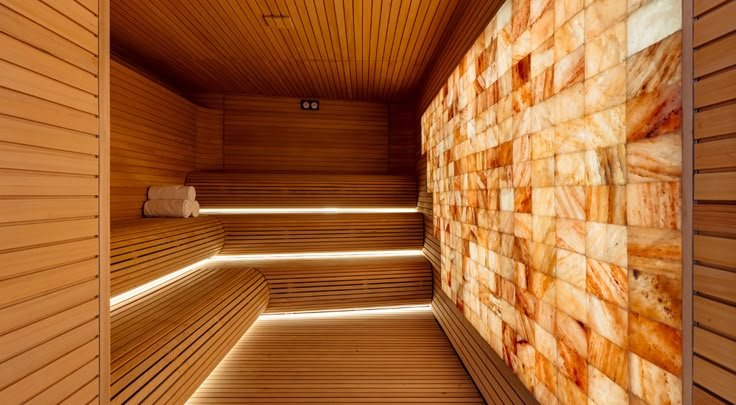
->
147, 185, 196, 201
143, 200, 194, 218
144, 185, 201, 218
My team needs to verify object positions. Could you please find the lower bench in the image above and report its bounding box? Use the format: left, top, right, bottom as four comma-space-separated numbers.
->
110, 264, 268, 404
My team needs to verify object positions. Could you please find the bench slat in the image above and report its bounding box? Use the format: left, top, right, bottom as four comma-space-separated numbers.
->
110, 265, 268, 404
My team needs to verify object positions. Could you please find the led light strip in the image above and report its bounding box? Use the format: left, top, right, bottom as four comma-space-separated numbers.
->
200, 207, 417, 214
110, 258, 212, 307
258, 304, 432, 320
210, 249, 424, 261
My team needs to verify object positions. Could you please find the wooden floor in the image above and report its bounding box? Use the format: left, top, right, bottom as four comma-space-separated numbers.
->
187, 308, 484, 404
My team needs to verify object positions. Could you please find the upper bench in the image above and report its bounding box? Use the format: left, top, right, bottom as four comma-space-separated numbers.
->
186, 172, 417, 208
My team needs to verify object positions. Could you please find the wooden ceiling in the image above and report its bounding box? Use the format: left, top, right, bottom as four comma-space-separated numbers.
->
111, 0, 463, 102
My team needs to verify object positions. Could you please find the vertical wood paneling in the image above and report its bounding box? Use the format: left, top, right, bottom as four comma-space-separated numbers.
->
0, 0, 105, 402
110, 58, 197, 220
692, 1, 736, 403
223, 95, 390, 173
110, 0, 461, 102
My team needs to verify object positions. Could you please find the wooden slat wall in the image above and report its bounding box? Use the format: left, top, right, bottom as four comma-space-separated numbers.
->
188, 309, 484, 404
415, 0, 505, 112
433, 287, 539, 405
233, 256, 432, 313
222, 95, 390, 174
111, 0, 460, 102
0, 0, 106, 402
110, 58, 197, 220
692, 1, 736, 402
186, 172, 417, 208
217, 213, 424, 255
195, 106, 223, 171
388, 104, 417, 175
111, 265, 268, 404
110, 217, 225, 296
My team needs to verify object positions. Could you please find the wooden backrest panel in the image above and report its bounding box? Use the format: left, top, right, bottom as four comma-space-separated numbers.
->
0, 0, 106, 402
186, 172, 417, 208
110, 217, 224, 296
692, 1, 736, 402
235, 256, 431, 313
217, 213, 424, 255
222, 95, 390, 173
111, 265, 268, 404
110, 58, 197, 221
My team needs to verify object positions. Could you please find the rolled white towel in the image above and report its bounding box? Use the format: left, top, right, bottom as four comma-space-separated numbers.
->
191, 201, 200, 218
143, 200, 193, 218
147, 185, 196, 201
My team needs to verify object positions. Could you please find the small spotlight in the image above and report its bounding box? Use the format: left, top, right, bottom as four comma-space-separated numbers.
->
300, 99, 319, 110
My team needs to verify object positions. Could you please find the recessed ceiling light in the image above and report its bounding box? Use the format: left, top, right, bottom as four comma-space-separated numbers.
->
263, 15, 293, 29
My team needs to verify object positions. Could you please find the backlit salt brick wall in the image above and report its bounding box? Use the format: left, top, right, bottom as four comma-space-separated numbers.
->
421, 0, 683, 403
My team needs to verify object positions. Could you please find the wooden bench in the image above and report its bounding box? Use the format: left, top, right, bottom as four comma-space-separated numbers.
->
110, 217, 224, 296
217, 213, 424, 255
236, 255, 432, 313
186, 172, 417, 208
110, 264, 269, 404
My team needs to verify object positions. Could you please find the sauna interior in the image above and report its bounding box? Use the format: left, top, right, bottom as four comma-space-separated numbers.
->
1, 0, 735, 403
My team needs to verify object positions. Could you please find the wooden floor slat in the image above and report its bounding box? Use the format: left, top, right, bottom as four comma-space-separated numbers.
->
188, 309, 484, 404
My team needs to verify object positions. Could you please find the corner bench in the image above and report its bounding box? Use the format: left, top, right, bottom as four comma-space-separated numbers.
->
110, 218, 269, 404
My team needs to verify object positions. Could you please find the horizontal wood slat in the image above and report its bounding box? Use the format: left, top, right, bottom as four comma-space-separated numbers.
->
216, 213, 424, 255
230, 256, 431, 313
693, 4, 736, 400
111, 58, 197, 221
186, 172, 417, 208
694, 234, 736, 269
694, 67, 736, 109
694, 204, 736, 236
693, 385, 729, 404
110, 217, 224, 296
432, 286, 539, 405
694, 296, 736, 339
111, 265, 268, 404
693, 0, 736, 47
694, 172, 736, 200
189, 309, 484, 404
694, 103, 736, 139
693, 356, 736, 404
694, 33, 736, 78
0, 0, 102, 401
